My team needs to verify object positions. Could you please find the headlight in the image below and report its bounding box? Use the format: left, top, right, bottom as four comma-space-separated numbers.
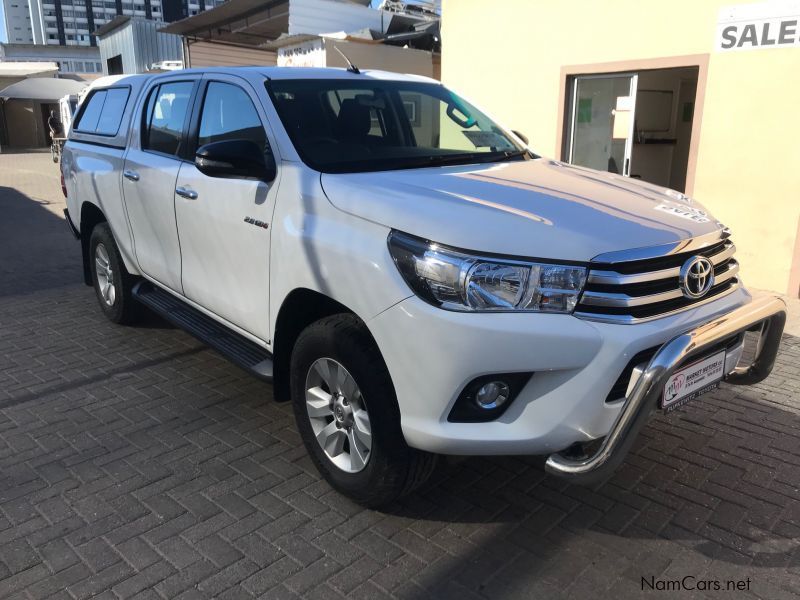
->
388, 231, 587, 313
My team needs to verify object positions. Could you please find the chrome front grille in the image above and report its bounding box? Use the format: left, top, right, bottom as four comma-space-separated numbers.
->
575, 236, 740, 323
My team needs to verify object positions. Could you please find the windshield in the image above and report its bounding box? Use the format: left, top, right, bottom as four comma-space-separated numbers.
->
266, 79, 532, 174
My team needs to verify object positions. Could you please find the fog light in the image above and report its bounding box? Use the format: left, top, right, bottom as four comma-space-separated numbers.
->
448, 372, 533, 423
475, 381, 510, 409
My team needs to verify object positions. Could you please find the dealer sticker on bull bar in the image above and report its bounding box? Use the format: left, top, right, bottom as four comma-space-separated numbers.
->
662, 350, 726, 412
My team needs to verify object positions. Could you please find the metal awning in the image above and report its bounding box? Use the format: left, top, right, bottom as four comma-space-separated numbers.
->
384, 19, 439, 50
0, 62, 59, 78
0, 77, 87, 102
160, 0, 290, 45
159, 0, 438, 50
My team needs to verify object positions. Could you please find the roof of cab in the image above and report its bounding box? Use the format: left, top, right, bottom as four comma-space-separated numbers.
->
142, 66, 440, 85
84, 67, 440, 90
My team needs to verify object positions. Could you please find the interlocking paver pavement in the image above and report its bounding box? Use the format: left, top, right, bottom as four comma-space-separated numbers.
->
1, 151, 799, 599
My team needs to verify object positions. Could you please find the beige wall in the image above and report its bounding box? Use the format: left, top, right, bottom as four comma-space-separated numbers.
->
442, 0, 800, 295
4, 100, 39, 147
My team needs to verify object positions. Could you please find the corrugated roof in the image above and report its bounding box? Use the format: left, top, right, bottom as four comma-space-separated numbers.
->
159, 0, 424, 47
93, 15, 132, 37
160, 0, 288, 41
263, 32, 382, 50
0, 77, 87, 101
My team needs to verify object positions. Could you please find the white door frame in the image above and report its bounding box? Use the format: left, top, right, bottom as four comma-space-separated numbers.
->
567, 72, 638, 176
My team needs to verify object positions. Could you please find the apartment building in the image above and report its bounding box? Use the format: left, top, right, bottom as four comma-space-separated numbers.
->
1, 0, 34, 43
14, 0, 226, 47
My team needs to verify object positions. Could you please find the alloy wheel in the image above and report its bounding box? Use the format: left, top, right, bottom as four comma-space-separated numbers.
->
94, 243, 116, 306
305, 357, 372, 473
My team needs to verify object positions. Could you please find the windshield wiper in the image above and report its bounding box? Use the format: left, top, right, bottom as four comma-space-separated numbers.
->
388, 154, 487, 169
409, 150, 530, 169
473, 149, 530, 163
351, 149, 533, 173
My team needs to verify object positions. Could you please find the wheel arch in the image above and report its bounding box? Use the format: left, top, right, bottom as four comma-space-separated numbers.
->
272, 288, 378, 402
80, 201, 107, 286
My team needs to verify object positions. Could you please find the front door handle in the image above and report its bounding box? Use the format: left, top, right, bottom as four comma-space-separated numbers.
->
123, 169, 139, 182
175, 186, 198, 200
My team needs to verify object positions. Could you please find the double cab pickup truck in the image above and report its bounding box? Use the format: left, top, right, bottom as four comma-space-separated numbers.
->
61, 67, 786, 506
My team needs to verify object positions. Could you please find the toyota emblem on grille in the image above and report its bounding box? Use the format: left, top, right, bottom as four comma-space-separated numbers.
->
679, 255, 715, 299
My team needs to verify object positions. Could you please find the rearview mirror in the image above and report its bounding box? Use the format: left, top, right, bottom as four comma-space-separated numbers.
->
511, 130, 529, 145
195, 139, 276, 182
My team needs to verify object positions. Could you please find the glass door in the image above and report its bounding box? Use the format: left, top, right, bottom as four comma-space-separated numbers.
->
567, 73, 638, 176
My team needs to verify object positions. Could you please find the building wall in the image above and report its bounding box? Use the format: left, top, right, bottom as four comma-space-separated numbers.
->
288, 0, 389, 37
2, 99, 52, 146
186, 41, 277, 68
323, 39, 434, 78
98, 19, 182, 74
441, 0, 800, 295
130, 18, 183, 72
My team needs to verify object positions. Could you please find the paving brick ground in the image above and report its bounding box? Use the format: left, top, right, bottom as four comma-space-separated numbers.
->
1, 151, 799, 599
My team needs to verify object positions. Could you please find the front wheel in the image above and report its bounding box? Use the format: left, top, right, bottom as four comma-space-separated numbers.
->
290, 314, 437, 507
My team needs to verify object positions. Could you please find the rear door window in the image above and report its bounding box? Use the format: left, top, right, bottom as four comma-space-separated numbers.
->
75, 90, 106, 132
95, 88, 129, 135
74, 87, 130, 135
142, 81, 194, 157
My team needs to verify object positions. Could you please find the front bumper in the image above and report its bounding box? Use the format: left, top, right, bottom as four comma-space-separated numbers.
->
367, 288, 785, 472
545, 294, 786, 484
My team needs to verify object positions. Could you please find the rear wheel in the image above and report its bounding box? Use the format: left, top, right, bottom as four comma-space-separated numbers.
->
290, 314, 437, 507
89, 222, 139, 324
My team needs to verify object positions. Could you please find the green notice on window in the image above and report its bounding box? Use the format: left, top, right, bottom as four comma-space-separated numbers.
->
578, 98, 592, 123
682, 101, 695, 123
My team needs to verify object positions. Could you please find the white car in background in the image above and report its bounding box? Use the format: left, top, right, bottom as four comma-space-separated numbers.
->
151, 60, 184, 71
60, 67, 786, 506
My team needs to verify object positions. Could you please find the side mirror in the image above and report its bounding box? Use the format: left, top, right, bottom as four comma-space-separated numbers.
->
511, 130, 529, 145
195, 139, 276, 182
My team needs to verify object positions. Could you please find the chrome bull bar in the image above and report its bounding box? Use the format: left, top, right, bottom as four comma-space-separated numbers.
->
545, 295, 787, 484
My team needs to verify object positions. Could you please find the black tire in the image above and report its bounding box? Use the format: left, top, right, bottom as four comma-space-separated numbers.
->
290, 314, 437, 507
89, 222, 140, 325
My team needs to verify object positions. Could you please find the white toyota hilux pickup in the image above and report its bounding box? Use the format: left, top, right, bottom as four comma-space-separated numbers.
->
61, 67, 786, 506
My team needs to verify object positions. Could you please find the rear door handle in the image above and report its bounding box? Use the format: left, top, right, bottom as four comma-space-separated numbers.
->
123, 169, 139, 182
175, 186, 198, 200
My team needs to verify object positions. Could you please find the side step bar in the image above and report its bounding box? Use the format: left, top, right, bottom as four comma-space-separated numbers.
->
132, 281, 273, 381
